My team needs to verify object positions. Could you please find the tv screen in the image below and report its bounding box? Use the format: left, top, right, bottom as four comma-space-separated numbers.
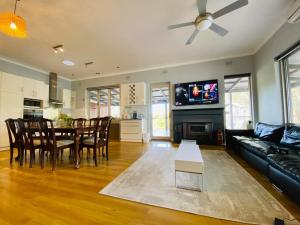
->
175, 79, 219, 106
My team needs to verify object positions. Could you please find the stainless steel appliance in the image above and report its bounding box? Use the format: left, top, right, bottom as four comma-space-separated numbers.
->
23, 98, 43, 119
49, 72, 63, 105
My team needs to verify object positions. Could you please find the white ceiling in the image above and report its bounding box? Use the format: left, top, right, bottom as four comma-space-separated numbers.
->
0, 0, 294, 81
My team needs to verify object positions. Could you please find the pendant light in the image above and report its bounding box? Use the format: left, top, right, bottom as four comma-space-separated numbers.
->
0, 0, 27, 38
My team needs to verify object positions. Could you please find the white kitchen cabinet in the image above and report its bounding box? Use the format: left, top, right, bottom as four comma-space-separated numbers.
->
63, 89, 72, 109
121, 82, 146, 106
0, 90, 23, 148
38, 82, 49, 108
23, 78, 49, 105
120, 119, 145, 142
0, 72, 23, 93
23, 77, 37, 99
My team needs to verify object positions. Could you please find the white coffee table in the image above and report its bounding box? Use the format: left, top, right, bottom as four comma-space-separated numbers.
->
175, 140, 204, 191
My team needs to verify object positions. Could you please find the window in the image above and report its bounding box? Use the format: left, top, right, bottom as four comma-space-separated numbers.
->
225, 75, 253, 129
88, 87, 120, 118
88, 90, 98, 118
280, 47, 300, 124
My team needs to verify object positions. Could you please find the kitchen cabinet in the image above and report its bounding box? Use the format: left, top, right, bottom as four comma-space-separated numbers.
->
39, 82, 49, 108
121, 82, 146, 106
0, 72, 50, 148
63, 89, 71, 109
0, 72, 24, 148
0, 72, 23, 93
23, 78, 49, 108
0, 90, 23, 148
120, 119, 145, 142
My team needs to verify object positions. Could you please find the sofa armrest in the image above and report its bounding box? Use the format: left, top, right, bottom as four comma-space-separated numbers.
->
225, 129, 254, 137
225, 129, 254, 149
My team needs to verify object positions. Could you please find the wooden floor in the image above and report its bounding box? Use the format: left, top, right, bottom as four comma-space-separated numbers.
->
0, 141, 299, 225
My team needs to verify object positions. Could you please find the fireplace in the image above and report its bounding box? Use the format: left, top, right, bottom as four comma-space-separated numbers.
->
172, 108, 224, 144
183, 122, 213, 143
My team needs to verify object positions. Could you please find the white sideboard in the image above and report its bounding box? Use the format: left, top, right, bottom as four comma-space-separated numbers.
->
120, 119, 145, 142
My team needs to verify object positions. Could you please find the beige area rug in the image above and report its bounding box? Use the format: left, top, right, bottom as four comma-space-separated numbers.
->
100, 148, 299, 225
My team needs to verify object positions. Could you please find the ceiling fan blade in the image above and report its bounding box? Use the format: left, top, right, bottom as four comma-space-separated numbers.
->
212, 0, 248, 19
186, 29, 200, 45
197, 0, 207, 15
168, 22, 194, 30
209, 23, 229, 37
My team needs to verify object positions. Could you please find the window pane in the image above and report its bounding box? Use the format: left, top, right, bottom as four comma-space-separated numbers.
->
110, 88, 120, 118
99, 89, 109, 117
287, 50, 300, 123
225, 77, 252, 129
89, 90, 98, 118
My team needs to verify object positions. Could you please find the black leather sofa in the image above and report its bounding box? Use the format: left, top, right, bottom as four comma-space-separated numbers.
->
226, 123, 300, 204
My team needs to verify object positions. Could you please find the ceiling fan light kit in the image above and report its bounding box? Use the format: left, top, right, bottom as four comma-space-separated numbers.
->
195, 14, 213, 31
168, 0, 249, 45
0, 0, 27, 38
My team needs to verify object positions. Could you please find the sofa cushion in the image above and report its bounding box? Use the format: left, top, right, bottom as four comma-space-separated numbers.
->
280, 126, 300, 150
267, 153, 300, 183
240, 140, 275, 159
254, 123, 284, 141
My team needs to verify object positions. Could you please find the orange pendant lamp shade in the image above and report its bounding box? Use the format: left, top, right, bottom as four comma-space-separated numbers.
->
0, 0, 27, 38
0, 12, 27, 38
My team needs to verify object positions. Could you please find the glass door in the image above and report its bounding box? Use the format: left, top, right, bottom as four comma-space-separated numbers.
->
224, 75, 253, 129
150, 83, 170, 139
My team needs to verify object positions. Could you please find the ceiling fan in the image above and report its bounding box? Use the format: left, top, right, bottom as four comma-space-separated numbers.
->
168, 0, 249, 45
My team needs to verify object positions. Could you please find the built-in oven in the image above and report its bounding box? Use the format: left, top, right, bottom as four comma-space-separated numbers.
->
23, 98, 43, 119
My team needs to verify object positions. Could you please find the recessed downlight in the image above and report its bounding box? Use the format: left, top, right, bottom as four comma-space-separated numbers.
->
63, 60, 75, 66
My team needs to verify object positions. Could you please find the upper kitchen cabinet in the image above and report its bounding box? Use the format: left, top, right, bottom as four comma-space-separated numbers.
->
63, 89, 71, 109
23, 78, 49, 105
121, 82, 146, 106
0, 72, 23, 93
62, 89, 76, 109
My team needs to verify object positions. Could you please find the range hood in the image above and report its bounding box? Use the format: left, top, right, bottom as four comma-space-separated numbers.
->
49, 72, 63, 105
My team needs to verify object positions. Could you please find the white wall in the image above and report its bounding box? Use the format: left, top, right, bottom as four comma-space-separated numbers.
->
72, 56, 254, 134
253, 22, 300, 125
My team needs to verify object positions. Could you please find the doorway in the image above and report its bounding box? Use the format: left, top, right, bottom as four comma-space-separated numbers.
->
224, 74, 253, 129
150, 83, 171, 140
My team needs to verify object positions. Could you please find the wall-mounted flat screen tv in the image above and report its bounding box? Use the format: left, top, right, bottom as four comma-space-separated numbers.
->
175, 79, 219, 106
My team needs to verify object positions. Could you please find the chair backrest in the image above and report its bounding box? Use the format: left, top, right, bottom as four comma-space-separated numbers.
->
38, 118, 57, 149
99, 116, 113, 140
72, 118, 87, 128
5, 119, 20, 146
87, 118, 101, 136
17, 119, 36, 148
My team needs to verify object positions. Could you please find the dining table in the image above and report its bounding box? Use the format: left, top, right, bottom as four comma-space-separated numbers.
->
43, 125, 97, 169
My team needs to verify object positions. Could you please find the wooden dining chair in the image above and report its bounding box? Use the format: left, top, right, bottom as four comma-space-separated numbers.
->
17, 119, 42, 168
5, 119, 22, 164
80, 118, 102, 166
38, 118, 74, 170
72, 118, 87, 128
98, 116, 113, 160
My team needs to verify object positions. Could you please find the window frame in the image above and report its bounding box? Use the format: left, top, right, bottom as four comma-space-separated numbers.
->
276, 40, 300, 124
87, 86, 120, 118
